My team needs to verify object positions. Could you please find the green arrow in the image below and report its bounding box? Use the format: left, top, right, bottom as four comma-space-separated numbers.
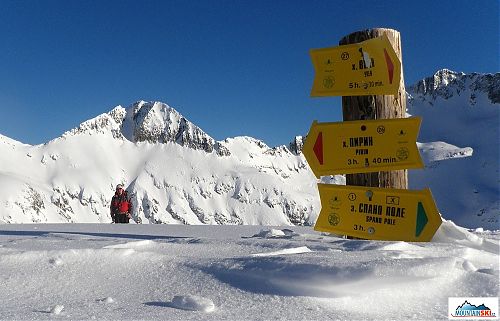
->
415, 202, 428, 237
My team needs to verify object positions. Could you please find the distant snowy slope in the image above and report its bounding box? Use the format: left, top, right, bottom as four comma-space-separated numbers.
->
408, 69, 499, 229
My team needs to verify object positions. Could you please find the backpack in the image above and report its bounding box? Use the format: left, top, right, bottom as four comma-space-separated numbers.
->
112, 191, 130, 213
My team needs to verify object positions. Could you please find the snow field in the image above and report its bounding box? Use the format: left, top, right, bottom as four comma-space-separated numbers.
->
0, 223, 497, 320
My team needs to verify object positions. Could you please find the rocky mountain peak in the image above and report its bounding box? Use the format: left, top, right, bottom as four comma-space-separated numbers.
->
408, 69, 500, 104
64, 101, 231, 156
123, 100, 233, 155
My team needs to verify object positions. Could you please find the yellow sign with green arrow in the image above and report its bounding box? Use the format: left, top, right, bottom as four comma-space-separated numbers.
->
314, 184, 442, 242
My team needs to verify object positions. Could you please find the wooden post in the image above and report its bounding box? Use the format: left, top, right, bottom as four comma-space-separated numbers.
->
339, 28, 408, 189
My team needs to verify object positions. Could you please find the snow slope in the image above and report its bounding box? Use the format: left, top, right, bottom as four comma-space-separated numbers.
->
0, 223, 497, 320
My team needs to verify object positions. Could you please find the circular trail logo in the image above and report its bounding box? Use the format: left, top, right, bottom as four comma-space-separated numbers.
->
323, 76, 335, 88
328, 213, 340, 226
396, 147, 410, 161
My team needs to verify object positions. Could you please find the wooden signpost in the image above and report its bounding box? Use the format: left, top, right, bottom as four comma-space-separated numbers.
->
340, 29, 408, 189
306, 28, 442, 242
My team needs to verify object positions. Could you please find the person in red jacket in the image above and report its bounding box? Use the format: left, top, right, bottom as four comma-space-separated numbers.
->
110, 184, 132, 223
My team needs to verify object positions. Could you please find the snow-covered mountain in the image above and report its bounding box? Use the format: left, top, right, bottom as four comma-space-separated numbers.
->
407, 69, 499, 229
408, 69, 500, 104
0, 70, 498, 229
0, 101, 326, 226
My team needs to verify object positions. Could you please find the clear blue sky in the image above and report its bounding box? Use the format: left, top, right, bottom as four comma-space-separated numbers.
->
0, 0, 498, 147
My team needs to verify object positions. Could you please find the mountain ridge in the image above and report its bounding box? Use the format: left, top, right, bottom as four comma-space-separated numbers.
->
408, 69, 500, 104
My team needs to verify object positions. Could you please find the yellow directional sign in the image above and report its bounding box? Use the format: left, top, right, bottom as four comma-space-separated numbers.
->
310, 34, 401, 96
302, 117, 423, 177
314, 184, 442, 242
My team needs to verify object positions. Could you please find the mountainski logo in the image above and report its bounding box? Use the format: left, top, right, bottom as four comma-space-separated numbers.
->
449, 297, 498, 319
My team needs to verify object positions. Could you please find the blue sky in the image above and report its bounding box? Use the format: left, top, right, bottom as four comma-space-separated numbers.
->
0, 0, 498, 147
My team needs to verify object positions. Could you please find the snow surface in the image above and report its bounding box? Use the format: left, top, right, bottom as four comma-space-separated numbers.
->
0, 223, 497, 320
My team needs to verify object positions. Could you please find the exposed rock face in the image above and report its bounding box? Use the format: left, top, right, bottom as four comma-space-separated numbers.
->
289, 136, 304, 155
122, 101, 219, 154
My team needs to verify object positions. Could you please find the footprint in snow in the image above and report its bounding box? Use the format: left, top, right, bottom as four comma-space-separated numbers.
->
49, 258, 63, 266
97, 297, 114, 304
